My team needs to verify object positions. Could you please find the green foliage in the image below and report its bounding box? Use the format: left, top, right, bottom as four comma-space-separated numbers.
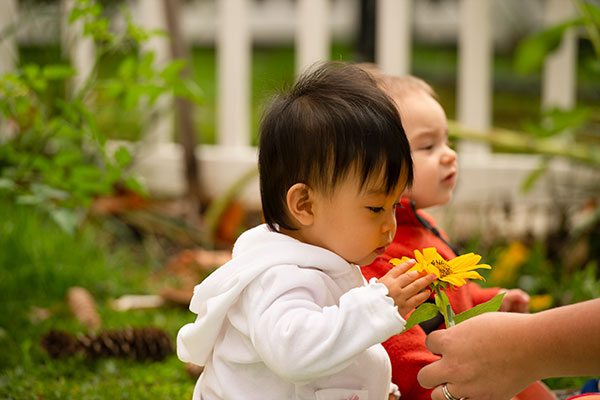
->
474, 235, 600, 313
0, 61, 123, 233
513, 0, 600, 186
0, 199, 195, 397
0, 0, 202, 234
450, 1, 600, 183
405, 286, 503, 332
453, 292, 505, 325
404, 303, 439, 331
514, 17, 584, 74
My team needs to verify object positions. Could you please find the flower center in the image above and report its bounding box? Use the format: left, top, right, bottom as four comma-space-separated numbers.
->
431, 259, 451, 278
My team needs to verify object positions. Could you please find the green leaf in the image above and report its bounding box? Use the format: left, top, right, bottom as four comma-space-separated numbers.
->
114, 146, 131, 168
16, 195, 40, 205
42, 65, 76, 80
139, 52, 156, 78
52, 150, 83, 167
55, 99, 80, 125
404, 303, 440, 331
514, 18, 583, 74
0, 178, 16, 191
454, 292, 506, 325
579, 1, 600, 27
49, 208, 78, 235
521, 157, 549, 193
31, 183, 70, 201
159, 60, 187, 82
123, 90, 140, 110
102, 80, 124, 98
542, 107, 591, 134
124, 176, 148, 197
23, 64, 40, 81
173, 80, 204, 104
118, 57, 137, 80
70, 165, 103, 183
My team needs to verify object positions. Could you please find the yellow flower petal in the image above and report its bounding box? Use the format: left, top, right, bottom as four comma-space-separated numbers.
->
423, 247, 443, 263
441, 275, 467, 287
389, 247, 493, 289
414, 249, 427, 265
448, 253, 481, 271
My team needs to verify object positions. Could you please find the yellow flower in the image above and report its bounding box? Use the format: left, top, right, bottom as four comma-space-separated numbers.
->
489, 240, 529, 285
529, 294, 553, 312
390, 247, 491, 287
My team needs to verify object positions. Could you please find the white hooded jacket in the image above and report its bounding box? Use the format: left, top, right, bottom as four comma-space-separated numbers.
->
177, 224, 406, 400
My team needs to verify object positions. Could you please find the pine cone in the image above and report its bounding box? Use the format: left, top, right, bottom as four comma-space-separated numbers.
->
40, 329, 79, 358
41, 327, 174, 361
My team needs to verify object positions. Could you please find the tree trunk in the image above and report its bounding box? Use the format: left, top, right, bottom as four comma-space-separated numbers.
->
163, 0, 204, 222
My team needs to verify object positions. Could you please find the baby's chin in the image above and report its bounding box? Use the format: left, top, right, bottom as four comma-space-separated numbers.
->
412, 194, 453, 209
353, 253, 379, 267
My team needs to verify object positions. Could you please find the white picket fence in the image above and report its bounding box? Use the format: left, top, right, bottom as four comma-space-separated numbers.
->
1, 0, 597, 240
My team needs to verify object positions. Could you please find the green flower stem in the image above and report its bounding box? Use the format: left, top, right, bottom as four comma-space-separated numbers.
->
435, 285, 456, 328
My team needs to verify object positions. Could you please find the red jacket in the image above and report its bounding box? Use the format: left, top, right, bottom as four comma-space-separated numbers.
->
361, 198, 499, 399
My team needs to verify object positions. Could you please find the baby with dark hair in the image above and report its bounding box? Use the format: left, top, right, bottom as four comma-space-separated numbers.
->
177, 62, 436, 400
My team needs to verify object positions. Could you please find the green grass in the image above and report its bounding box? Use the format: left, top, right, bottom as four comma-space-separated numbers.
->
0, 357, 194, 399
0, 199, 197, 397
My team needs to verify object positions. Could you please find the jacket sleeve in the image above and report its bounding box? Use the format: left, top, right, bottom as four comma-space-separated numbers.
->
241, 264, 405, 382
383, 327, 439, 400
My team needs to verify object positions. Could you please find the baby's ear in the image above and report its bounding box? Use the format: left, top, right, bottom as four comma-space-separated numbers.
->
286, 183, 314, 226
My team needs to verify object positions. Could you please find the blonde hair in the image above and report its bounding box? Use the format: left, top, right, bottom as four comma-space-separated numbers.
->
355, 63, 437, 105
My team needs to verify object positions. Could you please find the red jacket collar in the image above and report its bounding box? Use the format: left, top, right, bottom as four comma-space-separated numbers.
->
396, 198, 424, 227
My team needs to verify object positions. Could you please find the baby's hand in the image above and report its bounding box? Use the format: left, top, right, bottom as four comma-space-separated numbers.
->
378, 259, 437, 317
499, 288, 530, 313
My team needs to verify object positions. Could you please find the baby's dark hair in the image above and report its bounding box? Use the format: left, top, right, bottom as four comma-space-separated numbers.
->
258, 61, 413, 231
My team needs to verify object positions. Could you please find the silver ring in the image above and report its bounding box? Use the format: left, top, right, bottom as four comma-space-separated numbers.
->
442, 383, 462, 400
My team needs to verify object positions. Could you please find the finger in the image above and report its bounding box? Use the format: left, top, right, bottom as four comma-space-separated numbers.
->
417, 359, 448, 390
394, 270, 421, 287
445, 384, 464, 400
424, 329, 445, 355
388, 258, 416, 277
404, 288, 432, 310
401, 273, 436, 292
429, 385, 445, 400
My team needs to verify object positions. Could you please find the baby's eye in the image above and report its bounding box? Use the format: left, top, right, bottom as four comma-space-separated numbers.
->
367, 206, 384, 214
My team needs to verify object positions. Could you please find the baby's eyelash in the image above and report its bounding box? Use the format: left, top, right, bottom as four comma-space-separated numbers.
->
367, 207, 384, 213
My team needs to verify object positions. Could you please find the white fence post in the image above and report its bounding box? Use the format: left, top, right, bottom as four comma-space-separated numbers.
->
0, 0, 17, 76
0, 0, 18, 141
61, 0, 95, 96
217, 0, 251, 148
456, 0, 492, 155
375, 0, 412, 76
542, 0, 577, 111
136, 0, 174, 145
295, 0, 330, 76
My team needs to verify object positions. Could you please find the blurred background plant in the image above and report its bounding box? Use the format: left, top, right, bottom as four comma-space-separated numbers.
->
0, 0, 202, 234
457, 0, 599, 319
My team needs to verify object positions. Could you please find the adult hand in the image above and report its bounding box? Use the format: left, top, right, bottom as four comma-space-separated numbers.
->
417, 311, 535, 400
499, 288, 530, 313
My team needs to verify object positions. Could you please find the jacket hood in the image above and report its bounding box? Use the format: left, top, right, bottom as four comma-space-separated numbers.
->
177, 224, 351, 366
